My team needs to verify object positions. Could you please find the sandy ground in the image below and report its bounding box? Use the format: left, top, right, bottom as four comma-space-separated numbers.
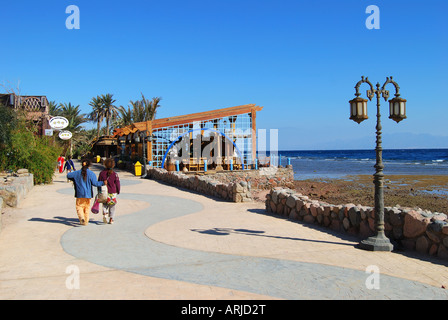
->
253, 175, 448, 214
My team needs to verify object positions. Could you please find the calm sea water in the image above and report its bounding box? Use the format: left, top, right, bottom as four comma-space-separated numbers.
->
269, 149, 448, 180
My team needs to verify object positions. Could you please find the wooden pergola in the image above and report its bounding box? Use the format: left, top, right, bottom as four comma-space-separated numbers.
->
113, 104, 263, 169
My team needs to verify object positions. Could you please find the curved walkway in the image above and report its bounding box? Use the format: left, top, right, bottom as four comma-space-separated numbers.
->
61, 190, 448, 299
1, 162, 448, 299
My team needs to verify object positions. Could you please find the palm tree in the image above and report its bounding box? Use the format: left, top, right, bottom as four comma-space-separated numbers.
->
140, 93, 161, 121
88, 96, 105, 140
110, 93, 162, 131
48, 100, 61, 117
101, 93, 117, 136
130, 99, 144, 122
115, 105, 133, 127
72, 128, 97, 158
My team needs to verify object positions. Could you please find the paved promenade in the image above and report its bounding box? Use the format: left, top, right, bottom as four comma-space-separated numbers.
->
1, 161, 447, 300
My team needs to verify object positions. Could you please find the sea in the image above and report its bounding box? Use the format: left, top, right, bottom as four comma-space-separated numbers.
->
267, 148, 448, 180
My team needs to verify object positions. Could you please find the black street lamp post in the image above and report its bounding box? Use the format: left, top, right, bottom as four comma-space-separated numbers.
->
349, 76, 407, 251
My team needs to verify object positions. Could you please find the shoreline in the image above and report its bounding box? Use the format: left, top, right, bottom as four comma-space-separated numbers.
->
253, 174, 448, 214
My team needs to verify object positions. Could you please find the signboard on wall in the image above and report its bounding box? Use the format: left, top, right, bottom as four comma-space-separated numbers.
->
49, 116, 69, 130
58, 130, 72, 140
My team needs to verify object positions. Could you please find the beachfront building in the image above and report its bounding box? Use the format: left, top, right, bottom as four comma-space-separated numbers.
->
90, 136, 118, 159
113, 104, 263, 171
0, 93, 51, 136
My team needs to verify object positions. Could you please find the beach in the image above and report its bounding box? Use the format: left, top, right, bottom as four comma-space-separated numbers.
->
294, 175, 447, 213
253, 174, 448, 215
256, 149, 448, 214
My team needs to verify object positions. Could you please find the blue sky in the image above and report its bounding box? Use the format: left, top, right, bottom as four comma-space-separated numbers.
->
1, 0, 447, 150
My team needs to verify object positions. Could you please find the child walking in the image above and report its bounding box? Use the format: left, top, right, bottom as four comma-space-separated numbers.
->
67, 159, 106, 226
98, 158, 120, 224
64, 156, 76, 182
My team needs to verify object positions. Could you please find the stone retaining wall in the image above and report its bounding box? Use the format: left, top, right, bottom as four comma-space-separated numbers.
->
0, 170, 34, 208
201, 166, 294, 189
0, 170, 34, 233
147, 167, 294, 203
266, 187, 448, 260
147, 168, 252, 202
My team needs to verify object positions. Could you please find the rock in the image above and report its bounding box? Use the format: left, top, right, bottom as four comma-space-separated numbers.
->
286, 195, 297, 209
360, 220, 374, 238
317, 206, 325, 216
269, 201, 276, 213
271, 190, 279, 203
416, 236, 430, 254
403, 210, 431, 238
310, 203, 319, 217
429, 244, 438, 256
401, 239, 415, 251
343, 217, 350, 230
392, 226, 403, 240
330, 219, 341, 231
299, 207, 309, 217
444, 237, 448, 248
296, 199, 304, 212
443, 225, 448, 235
233, 183, 244, 193
426, 229, 440, 243
303, 215, 315, 224
437, 245, 448, 260
348, 206, 361, 227
343, 204, 356, 217
289, 209, 298, 220
276, 203, 283, 215
428, 220, 446, 233
432, 213, 448, 221
233, 193, 243, 203
388, 208, 403, 226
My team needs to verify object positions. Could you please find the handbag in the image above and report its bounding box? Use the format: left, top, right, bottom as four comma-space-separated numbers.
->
97, 192, 107, 204
91, 196, 100, 214
106, 193, 117, 206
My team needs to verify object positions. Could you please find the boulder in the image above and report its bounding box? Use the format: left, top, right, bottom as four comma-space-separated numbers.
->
403, 210, 431, 238
416, 236, 430, 254
286, 195, 297, 209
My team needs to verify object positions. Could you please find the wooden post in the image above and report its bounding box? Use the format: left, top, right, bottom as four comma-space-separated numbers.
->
251, 108, 257, 169
146, 120, 152, 162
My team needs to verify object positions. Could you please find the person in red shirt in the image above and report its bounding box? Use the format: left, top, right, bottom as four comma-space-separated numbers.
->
57, 155, 65, 174
98, 158, 120, 224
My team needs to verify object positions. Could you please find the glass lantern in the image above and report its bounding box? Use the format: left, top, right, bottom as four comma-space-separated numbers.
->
388, 97, 407, 123
349, 97, 368, 124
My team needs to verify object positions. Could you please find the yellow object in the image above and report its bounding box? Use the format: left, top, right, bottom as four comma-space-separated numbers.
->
96, 155, 101, 163
134, 161, 142, 176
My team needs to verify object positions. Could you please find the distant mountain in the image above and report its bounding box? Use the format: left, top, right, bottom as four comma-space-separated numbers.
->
276, 128, 447, 150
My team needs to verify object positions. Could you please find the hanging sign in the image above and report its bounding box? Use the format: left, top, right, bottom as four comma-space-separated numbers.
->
49, 116, 69, 130
58, 130, 72, 140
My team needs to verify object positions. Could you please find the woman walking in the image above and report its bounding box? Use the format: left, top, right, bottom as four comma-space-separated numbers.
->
67, 159, 106, 225
98, 158, 120, 224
